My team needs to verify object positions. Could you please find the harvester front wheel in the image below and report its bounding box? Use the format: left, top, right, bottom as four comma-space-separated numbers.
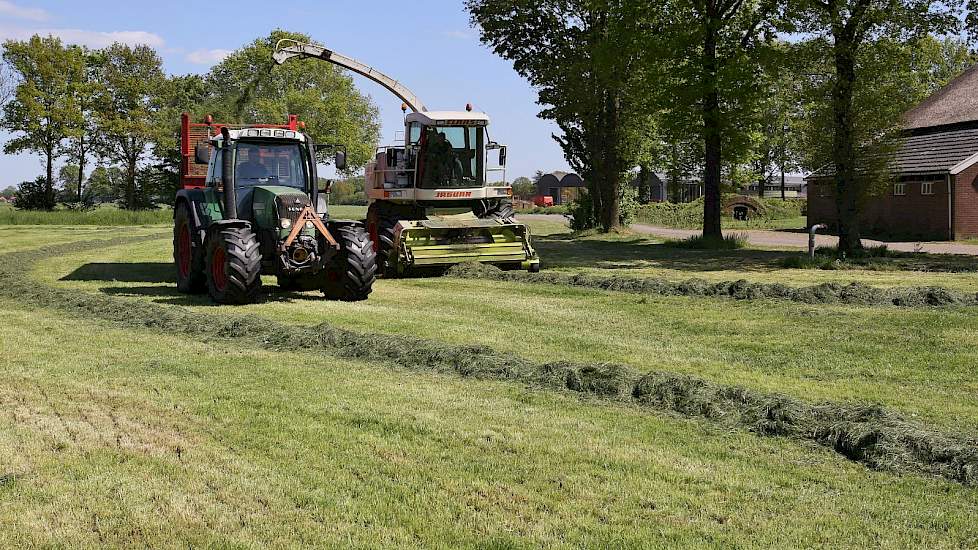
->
205, 226, 262, 304
322, 225, 377, 301
474, 198, 516, 222
366, 203, 400, 277
173, 204, 205, 293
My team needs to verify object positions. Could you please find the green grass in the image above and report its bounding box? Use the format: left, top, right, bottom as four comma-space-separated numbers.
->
524, 224, 978, 292
5, 225, 978, 546
32, 232, 978, 434
2, 300, 978, 547
0, 203, 173, 226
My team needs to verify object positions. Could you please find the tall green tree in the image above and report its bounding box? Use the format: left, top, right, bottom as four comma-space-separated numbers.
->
94, 43, 167, 209
468, 0, 650, 231
62, 46, 105, 202
658, 0, 779, 237
1, 35, 85, 209
788, 1, 964, 254
203, 30, 380, 172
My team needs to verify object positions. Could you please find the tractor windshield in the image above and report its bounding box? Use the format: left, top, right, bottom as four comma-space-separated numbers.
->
235, 142, 308, 190
419, 126, 484, 189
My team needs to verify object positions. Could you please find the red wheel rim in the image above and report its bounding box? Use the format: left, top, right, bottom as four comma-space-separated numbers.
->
368, 221, 379, 253
211, 247, 227, 292
177, 224, 192, 278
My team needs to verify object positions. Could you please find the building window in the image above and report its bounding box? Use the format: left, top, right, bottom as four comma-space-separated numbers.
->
921, 182, 934, 195
893, 183, 906, 196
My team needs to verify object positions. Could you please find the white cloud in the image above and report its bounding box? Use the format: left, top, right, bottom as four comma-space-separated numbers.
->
185, 48, 231, 65
442, 30, 471, 40
0, 1, 48, 21
0, 26, 165, 48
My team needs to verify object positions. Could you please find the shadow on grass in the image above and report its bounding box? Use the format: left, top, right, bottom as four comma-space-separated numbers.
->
98, 283, 333, 306
61, 262, 176, 283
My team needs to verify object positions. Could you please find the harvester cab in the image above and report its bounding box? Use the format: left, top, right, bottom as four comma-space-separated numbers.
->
173, 114, 377, 304
273, 39, 540, 276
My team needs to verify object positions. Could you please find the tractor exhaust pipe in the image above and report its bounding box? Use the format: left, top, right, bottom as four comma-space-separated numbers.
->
221, 127, 238, 219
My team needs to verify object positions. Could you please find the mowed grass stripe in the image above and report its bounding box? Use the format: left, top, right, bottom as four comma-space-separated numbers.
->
445, 262, 978, 308
3, 236, 977, 486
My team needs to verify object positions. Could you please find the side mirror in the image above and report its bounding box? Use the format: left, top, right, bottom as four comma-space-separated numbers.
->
334, 151, 347, 171
194, 142, 210, 164
498, 146, 507, 167
318, 179, 333, 193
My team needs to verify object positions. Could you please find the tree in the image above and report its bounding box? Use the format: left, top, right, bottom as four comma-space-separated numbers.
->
94, 43, 167, 210
788, 0, 964, 254
751, 42, 803, 199
657, 0, 779, 237
84, 165, 126, 203
511, 176, 536, 200
61, 47, 105, 202
203, 30, 380, 172
468, 0, 650, 231
1, 186, 17, 199
2, 35, 85, 209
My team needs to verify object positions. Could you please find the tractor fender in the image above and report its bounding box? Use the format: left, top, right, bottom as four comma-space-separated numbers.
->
325, 219, 366, 230
174, 192, 206, 250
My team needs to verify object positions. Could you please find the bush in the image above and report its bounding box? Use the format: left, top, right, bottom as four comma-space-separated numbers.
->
12, 176, 55, 211
664, 233, 748, 250
566, 185, 637, 231
634, 196, 806, 229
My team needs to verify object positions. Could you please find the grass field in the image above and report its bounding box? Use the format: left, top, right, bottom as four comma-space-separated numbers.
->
2, 220, 978, 547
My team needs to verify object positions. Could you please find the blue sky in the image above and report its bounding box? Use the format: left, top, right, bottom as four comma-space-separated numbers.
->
0, 0, 569, 187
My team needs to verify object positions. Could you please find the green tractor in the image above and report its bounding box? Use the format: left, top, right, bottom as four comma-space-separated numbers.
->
173, 114, 377, 304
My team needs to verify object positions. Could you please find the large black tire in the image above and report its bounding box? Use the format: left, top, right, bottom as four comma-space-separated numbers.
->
205, 226, 262, 304
366, 202, 403, 277
173, 203, 205, 293
322, 225, 377, 301
474, 198, 516, 222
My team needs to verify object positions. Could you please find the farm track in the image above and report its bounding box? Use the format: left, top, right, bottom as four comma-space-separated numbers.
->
2, 234, 977, 486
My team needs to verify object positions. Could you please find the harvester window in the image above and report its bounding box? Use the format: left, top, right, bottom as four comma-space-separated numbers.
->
234, 143, 308, 191
419, 126, 483, 188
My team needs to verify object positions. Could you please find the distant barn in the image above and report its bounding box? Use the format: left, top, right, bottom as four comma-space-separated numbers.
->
535, 171, 585, 205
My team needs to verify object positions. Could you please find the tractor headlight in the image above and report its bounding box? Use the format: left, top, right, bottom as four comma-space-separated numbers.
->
280, 218, 292, 229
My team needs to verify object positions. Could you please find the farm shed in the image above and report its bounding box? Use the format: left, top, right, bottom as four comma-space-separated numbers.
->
806, 64, 978, 240
535, 171, 585, 205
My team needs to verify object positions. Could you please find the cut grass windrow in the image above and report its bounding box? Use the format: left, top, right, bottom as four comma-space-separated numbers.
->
3, 237, 977, 486
446, 262, 978, 307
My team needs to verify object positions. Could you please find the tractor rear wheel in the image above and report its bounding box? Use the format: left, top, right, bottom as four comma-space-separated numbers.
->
322, 225, 377, 301
474, 198, 516, 222
173, 204, 205, 293
205, 226, 262, 304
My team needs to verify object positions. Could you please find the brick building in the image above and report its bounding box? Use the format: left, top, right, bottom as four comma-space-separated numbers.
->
807, 65, 978, 240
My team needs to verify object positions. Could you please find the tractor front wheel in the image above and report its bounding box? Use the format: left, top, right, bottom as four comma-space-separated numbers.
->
205, 226, 262, 304
322, 225, 377, 301
173, 204, 205, 293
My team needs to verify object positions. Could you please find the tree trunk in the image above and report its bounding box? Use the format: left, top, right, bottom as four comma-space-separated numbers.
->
832, 39, 861, 255
76, 135, 86, 202
45, 143, 55, 210
701, 21, 723, 239
758, 174, 766, 198
596, 90, 622, 231
780, 170, 786, 200
126, 157, 137, 210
